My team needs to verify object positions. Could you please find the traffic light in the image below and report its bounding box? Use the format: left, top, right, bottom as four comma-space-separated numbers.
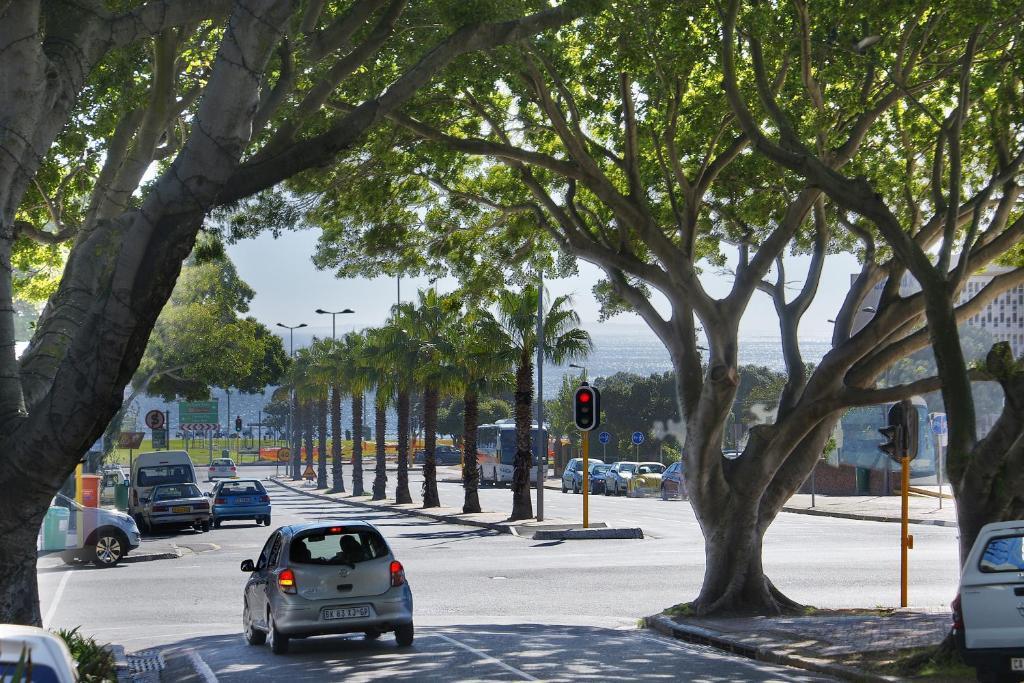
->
573, 383, 601, 431
878, 400, 920, 462
878, 424, 902, 462
235, 416, 242, 432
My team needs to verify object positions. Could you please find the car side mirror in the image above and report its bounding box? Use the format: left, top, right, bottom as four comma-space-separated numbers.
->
206, 492, 213, 497
140, 497, 150, 504
240, 559, 255, 572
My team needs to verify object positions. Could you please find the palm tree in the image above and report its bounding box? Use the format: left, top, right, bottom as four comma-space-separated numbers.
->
284, 348, 314, 481
403, 289, 462, 508
292, 347, 321, 485
437, 307, 514, 513
308, 338, 346, 493
495, 285, 592, 521
339, 332, 371, 496
362, 327, 394, 501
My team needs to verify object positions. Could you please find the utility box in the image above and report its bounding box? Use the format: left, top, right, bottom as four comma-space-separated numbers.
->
80, 474, 101, 508
114, 481, 129, 511
42, 507, 69, 551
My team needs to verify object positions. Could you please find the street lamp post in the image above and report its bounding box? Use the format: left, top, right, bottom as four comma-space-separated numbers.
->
277, 322, 307, 480
536, 273, 544, 522
314, 308, 355, 339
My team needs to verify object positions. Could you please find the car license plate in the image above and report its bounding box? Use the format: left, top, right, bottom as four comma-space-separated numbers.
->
322, 606, 370, 620
1012, 658, 1024, 672
234, 497, 251, 504
172, 506, 190, 513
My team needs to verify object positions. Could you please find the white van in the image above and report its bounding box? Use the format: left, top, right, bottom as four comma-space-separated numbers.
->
954, 520, 1024, 682
129, 451, 198, 521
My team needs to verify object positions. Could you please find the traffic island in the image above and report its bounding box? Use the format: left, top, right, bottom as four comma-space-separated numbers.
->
531, 527, 644, 540
646, 607, 954, 682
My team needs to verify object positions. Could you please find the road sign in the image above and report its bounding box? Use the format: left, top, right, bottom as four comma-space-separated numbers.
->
151, 428, 168, 449
631, 431, 645, 445
598, 431, 610, 444
277, 447, 291, 462
931, 413, 947, 434
117, 432, 145, 449
144, 410, 165, 430
180, 423, 218, 432
302, 463, 316, 480
179, 400, 219, 425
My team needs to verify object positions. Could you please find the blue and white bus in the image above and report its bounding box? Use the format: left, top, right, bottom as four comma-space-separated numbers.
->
476, 419, 550, 487
839, 395, 937, 479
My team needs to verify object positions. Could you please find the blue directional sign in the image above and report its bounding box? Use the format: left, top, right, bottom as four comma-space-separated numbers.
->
598, 431, 610, 444
631, 431, 645, 445
932, 413, 947, 435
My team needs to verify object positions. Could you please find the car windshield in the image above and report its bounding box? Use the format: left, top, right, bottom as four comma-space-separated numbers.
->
637, 464, 665, 475
290, 527, 389, 565
219, 480, 265, 495
136, 465, 192, 487
618, 463, 637, 473
591, 464, 609, 474
979, 534, 1024, 572
153, 484, 201, 500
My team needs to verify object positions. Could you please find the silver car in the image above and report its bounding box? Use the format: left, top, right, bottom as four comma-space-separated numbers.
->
241, 521, 414, 654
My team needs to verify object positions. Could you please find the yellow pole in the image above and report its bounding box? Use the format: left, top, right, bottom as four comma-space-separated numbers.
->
582, 430, 589, 529
75, 462, 84, 548
901, 455, 910, 607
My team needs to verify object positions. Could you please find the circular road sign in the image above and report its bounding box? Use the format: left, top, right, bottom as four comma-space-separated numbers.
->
631, 431, 645, 445
145, 409, 165, 430
598, 431, 610, 444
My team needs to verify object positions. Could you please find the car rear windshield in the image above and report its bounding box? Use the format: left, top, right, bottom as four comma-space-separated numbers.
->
213, 459, 233, 466
153, 484, 201, 500
136, 465, 192, 487
290, 527, 389, 566
0, 661, 62, 683
979, 534, 1024, 572
219, 480, 265, 495
637, 464, 665, 474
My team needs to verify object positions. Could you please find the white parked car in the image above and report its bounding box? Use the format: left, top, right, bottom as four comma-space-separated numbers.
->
49, 493, 141, 567
0, 625, 78, 682
208, 458, 237, 481
954, 520, 1024, 682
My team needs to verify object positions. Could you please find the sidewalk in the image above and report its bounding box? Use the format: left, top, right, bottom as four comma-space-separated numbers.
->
782, 493, 957, 528
647, 608, 959, 682
272, 476, 582, 537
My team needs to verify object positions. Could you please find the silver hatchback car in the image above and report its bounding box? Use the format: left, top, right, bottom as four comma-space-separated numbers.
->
240, 521, 414, 654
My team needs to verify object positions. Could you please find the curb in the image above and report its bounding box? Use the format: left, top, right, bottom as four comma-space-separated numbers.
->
533, 527, 644, 540
645, 614, 898, 682
781, 505, 957, 528
122, 550, 181, 563
108, 644, 133, 683
269, 478, 516, 535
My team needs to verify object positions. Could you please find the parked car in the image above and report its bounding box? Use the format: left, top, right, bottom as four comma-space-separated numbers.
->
129, 451, 198, 521
661, 461, 686, 500
140, 483, 211, 533
211, 478, 272, 528
953, 520, 1024, 682
99, 466, 129, 505
604, 462, 638, 496
0, 625, 78, 682
588, 464, 610, 494
208, 457, 237, 481
48, 492, 141, 567
240, 521, 414, 654
627, 462, 666, 497
413, 446, 462, 466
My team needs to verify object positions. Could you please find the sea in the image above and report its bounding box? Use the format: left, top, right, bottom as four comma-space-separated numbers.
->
129, 327, 832, 438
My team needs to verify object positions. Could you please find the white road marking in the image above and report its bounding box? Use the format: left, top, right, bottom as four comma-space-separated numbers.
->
185, 647, 219, 683
43, 571, 72, 628
431, 633, 538, 681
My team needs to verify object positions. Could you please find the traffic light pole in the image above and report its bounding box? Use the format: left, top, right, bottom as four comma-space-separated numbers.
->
582, 430, 589, 529
901, 454, 912, 607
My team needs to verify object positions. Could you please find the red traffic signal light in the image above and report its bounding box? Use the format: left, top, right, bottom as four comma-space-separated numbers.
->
573, 383, 601, 431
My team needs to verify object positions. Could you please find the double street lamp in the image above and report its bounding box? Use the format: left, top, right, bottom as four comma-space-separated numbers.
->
314, 308, 354, 339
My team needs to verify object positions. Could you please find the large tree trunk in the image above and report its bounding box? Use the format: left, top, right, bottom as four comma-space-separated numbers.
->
291, 394, 302, 480
351, 392, 364, 496
303, 401, 315, 480
510, 356, 534, 521
395, 389, 412, 504
372, 401, 387, 500
422, 385, 440, 508
330, 383, 344, 493
462, 388, 481, 513
317, 397, 328, 488
0, 507, 48, 627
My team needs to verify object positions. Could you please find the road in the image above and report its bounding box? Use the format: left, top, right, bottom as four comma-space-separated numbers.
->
35, 464, 961, 681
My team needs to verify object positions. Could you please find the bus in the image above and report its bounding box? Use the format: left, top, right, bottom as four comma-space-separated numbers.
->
476, 419, 550, 487
839, 395, 937, 479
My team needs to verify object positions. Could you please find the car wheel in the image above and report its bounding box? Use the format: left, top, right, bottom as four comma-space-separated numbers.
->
91, 530, 126, 568
395, 622, 414, 647
214, 518, 222, 529
661, 485, 668, 501
243, 603, 266, 646
267, 610, 289, 655
201, 520, 211, 533
561, 482, 567, 493
263, 515, 271, 526
364, 630, 381, 641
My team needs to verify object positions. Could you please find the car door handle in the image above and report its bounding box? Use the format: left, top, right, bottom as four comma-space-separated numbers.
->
337, 584, 353, 592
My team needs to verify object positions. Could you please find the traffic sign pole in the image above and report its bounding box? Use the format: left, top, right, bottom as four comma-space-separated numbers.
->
901, 454, 911, 607
582, 430, 589, 529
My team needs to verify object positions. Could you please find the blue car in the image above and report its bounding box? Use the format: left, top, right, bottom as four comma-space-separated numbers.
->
210, 479, 271, 528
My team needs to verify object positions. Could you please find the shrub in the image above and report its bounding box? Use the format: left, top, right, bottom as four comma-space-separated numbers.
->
53, 627, 116, 682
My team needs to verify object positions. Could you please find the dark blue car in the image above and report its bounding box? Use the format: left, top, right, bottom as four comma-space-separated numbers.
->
210, 479, 271, 528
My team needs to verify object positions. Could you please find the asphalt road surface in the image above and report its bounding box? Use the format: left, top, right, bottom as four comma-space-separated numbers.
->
36, 464, 960, 681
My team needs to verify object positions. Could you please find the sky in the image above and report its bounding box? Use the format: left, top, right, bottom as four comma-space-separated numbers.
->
227, 228, 864, 345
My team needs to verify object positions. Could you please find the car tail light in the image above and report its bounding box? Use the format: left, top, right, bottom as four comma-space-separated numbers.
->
230, 466, 236, 471
152, 505, 167, 512
214, 497, 226, 505
951, 594, 963, 630
278, 569, 297, 594
259, 495, 270, 503
390, 560, 406, 587
196, 501, 209, 510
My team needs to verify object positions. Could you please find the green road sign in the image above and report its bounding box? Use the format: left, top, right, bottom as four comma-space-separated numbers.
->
179, 400, 219, 424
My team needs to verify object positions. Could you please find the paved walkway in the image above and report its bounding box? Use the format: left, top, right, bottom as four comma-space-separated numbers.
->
648, 608, 953, 681
782, 493, 957, 527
